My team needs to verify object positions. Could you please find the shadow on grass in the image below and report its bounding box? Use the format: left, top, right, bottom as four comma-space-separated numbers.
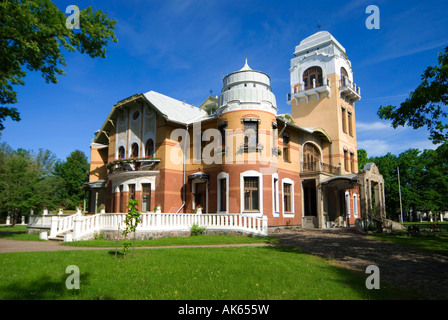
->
262, 244, 420, 300
0, 272, 114, 300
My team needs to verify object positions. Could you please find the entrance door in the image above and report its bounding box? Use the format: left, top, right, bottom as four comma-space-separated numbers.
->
303, 179, 318, 228
195, 182, 207, 212
142, 184, 151, 212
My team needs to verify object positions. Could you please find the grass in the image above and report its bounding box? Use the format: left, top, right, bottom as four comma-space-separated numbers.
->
0, 225, 41, 241
0, 246, 417, 300
61, 235, 280, 247
369, 232, 448, 256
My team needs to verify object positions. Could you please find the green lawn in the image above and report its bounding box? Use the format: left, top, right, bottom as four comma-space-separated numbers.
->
368, 222, 448, 256
0, 246, 417, 300
0, 225, 40, 241
369, 233, 448, 256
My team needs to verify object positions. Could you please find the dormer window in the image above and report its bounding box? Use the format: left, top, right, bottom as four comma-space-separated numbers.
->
243, 120, 258, 146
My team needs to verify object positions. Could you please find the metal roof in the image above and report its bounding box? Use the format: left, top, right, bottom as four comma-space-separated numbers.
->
142, 91, 207, 125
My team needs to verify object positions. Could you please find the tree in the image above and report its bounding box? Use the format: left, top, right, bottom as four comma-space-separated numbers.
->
357, 149, 368, 171
0, 0, 117, 130
366, 144, 448, 221
53, 150, 89, 209
0, 147, 39, 224
378, 46, 448, 144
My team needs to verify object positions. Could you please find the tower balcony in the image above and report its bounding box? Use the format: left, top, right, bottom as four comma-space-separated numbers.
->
287, 78, 331, 105
301, 161, 341, 175
339, 77, 361, 102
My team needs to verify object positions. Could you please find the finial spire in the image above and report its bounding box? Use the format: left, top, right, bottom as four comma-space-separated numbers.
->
240, 58, 252, 71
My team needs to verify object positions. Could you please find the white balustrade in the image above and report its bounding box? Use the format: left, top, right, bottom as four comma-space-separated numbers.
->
42, 212, 268, 241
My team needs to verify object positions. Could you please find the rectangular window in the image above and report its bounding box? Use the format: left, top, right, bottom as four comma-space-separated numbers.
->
282, 133, 290, 162
142, 183, 151, 212
344, 150, 349, 172
244, 121, 258, 146
348, 111, 353, 136
350, 152, 355, 173
244, 177, 259, 211
219, 178, 227, 212
284, 183, 292, 213
341, 107, 347, 133
129, 184, 136, 200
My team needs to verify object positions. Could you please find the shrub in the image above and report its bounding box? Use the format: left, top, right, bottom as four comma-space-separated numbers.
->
191, 224, 206, 236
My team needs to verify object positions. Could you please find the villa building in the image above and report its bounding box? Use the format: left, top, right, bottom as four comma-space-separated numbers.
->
85, 31, 386, 230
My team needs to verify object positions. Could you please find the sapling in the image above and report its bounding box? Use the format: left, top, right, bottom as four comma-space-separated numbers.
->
122, 199, 141, 256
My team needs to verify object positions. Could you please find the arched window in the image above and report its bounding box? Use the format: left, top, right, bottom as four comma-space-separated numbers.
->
341, 67, 348, 86
303, 143, 321, 171
303, 66, 323, 90
118, 146, 125, 159
131, 143, 139, 158
145, 139, 154, 158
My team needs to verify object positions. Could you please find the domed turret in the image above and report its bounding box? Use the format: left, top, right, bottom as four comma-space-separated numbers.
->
218, 59, 277, 115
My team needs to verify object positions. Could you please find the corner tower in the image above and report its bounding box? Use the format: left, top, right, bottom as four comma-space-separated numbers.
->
216, 60, 279, 216
288, 31, 361, 174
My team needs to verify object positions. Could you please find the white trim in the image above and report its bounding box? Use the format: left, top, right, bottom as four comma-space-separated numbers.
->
353, 193, 359, 218
345, 191, 351, 218
192, 179, 209, 214
217, 172, 229, 213
272, 173, 280, 217
282, 178, 295, 217
240, 170, 263, 216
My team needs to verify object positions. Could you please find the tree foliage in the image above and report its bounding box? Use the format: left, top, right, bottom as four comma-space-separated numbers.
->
378, 46, 448, 144
0, 143, 89, 223
364, 143, 448, 221
0, 143, 63, 223
53, 150, 89, 209
0, 0, 117, 130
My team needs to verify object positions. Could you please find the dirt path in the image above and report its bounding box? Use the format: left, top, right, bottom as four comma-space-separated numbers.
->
274, 228, 448, 300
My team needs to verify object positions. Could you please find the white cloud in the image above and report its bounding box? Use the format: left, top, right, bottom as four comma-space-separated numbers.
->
357, 121, 393, 132
358, 138, 439, 158
357, 139, 391, 157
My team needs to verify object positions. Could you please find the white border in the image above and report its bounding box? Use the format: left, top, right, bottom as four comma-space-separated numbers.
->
282, 178, 295, 217
240, 170, 263, 216
217, 172, 229, 213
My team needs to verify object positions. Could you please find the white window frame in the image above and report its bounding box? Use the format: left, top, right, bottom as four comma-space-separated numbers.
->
272, 173, 280, 217
353, 193, 359, 218
282, 178, 295, 217
217, 172, 229, 213
345, 191, 351, 218
240, 170, 263, 216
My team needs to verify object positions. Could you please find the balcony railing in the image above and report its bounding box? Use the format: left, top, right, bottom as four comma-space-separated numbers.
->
301, 161, 341, 175
288, 78, 331, 104
339, 77, 361, 101
107, 158, 160, 174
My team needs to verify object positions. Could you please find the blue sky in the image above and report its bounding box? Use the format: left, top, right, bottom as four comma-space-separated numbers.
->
1, 0, 448, 161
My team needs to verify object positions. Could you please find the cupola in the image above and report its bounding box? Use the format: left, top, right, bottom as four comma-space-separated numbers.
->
218, 59, 277, 115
